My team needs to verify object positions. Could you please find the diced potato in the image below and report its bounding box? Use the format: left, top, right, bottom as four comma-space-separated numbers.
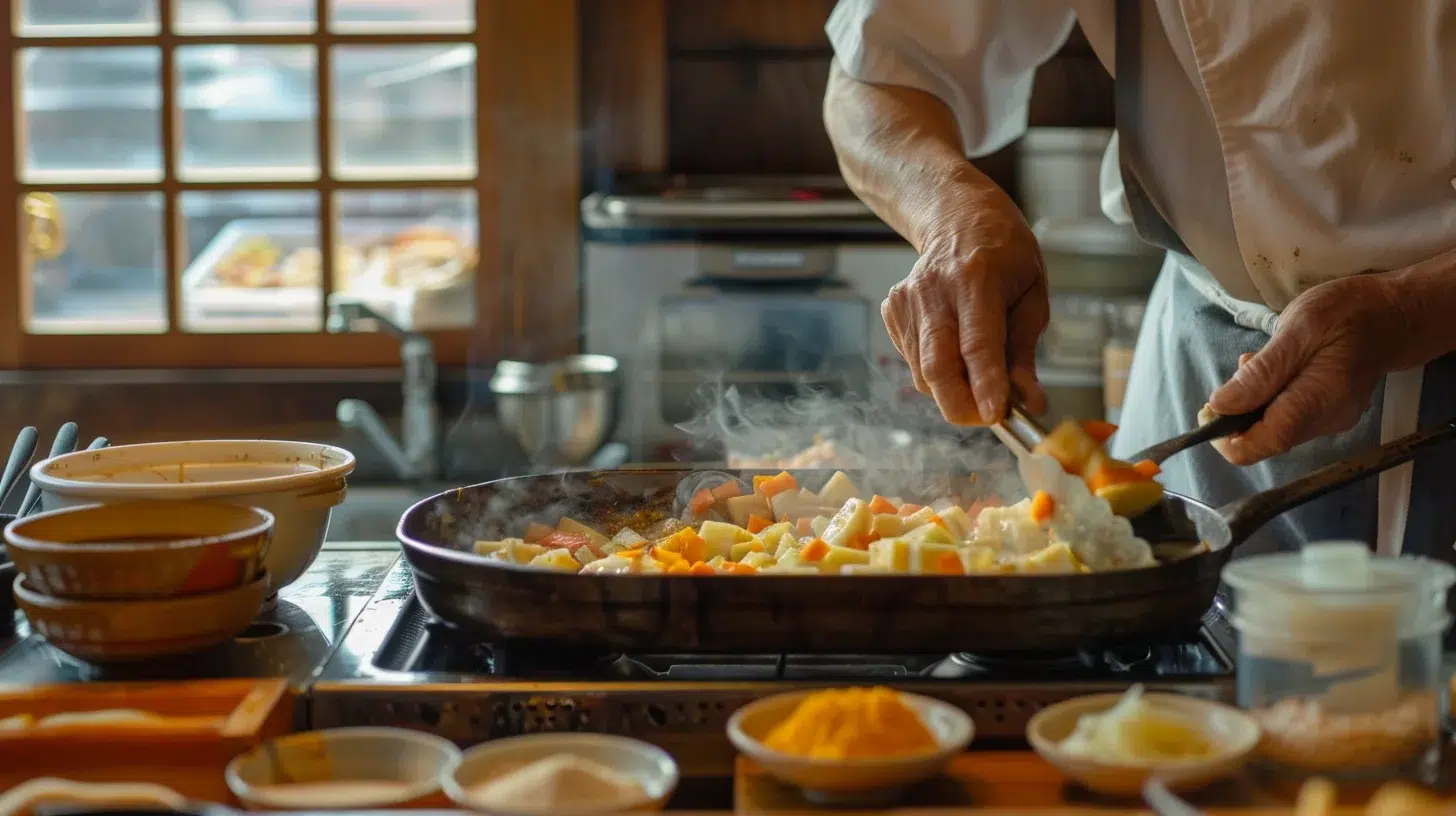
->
1095, 480, 1166, 518
901, 522, 956, 546
522, 523, 554, 543
707, 555, 727, 570
473, 537, 523, 555
774, 532, 801, 560
906, 541, 963, 574
724, 493, 772, 528
818, 471, 861, 506
819, 544, 872, 572
557, 517, 610, 549
1021, 541, 1083, 574
1034, 418, 1102, 474
937, 506, 975, 539
757, 521, 793, 551
821, 498, 872, 549
607, 527, 647, 554
487, 540, 547, 564
528, 549, 581, 572
571, 546, 601, 566
962, 546, 999, 573
740, 551, 778, 569
730, 537, 767, 561
900, 506, 938, 530
871, 513, 906, 538
868, 537, 911, 571
699, 520, 751, 560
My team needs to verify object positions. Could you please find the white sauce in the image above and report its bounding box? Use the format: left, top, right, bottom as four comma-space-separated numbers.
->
468, 754, 646, 814
250, 780, 417, 808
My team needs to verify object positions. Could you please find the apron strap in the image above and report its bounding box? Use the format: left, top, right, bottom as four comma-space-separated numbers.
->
1115, 0, 1192, 256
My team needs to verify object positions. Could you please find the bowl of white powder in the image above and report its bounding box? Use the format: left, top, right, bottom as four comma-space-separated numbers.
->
226, 727, 461, 809
443, 733, 679, 814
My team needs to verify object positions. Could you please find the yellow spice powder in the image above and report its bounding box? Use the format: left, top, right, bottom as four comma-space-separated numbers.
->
762, 687, 940, 760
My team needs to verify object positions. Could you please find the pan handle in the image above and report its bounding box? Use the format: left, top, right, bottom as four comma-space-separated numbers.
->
1220, 418, 1456, 546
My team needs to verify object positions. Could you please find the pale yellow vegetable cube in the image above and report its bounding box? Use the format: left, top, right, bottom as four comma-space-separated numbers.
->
908, 541, 963, 574
871, 513, 906, 538
774, 533, 801, 560
609, 528, 648, 554
730, 538, 767, 561
818, 471, 861, 505
902, 523, 956, 546
1094, 480, 1166, 518
1022, 541, 1084, 574
868, 537, 911, 571
900, 506, 938, 530
819, 544, 872, 572
757, 521, 793, 551
473, 537, 523, 555
740, 551, 778, 569
557, 517, 610, 549
936, 506, 975, 540
699, 520, 750, 560
724, 493, 772, 527
821, 498, 871, 549
528, 549, 582, 572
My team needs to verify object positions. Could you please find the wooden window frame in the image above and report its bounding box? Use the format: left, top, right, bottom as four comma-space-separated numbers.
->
0, 0, 580, 370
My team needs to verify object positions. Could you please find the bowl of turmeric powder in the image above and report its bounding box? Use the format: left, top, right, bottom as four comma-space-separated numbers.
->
726, 686, 973, 803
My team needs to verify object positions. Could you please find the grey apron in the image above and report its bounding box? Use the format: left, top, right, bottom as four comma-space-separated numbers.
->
1108, 0, 1456, 568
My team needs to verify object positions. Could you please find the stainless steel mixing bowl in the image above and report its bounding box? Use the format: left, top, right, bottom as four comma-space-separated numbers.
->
490, 354, 620, 466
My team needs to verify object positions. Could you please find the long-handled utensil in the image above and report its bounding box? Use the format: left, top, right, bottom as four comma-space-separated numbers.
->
18, 423, 79, 518
0, 427, 38, 509
993, 405, 1264, 466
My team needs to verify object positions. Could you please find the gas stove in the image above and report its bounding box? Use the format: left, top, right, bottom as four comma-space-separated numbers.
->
312, 558, 1236, 778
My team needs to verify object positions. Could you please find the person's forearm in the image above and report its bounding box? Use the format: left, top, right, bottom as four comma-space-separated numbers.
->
1381, 246, 1456, 368
823, 60, 1012, 254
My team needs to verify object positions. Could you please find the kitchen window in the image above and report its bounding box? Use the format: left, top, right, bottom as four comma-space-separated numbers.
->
1, 0, 579, 369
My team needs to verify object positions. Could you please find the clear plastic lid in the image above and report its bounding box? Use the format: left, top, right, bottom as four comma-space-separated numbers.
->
1222, 541, 1456, 641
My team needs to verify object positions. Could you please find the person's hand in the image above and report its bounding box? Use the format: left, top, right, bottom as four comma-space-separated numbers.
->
881, 192, 1049, 424
1206, 274, 1410, 465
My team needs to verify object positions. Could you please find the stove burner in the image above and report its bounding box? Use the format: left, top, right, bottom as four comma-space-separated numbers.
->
234, 622, 290, 642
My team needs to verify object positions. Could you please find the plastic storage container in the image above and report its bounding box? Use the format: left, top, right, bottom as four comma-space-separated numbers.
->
1222, 542, 1456, 779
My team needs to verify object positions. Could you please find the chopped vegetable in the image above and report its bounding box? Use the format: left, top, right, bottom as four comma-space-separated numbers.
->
688, 488, 715, 515
800, 538, 830, 562
758, 471, 798, 499
746, 515, 772, 534
867, 495, 898, 514
1030, 490, 1056, 524
710, 481, 743, 501
1133, 459, 1161, 478
1083, 419, 1119, 444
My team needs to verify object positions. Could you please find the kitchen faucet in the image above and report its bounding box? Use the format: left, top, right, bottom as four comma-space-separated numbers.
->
328, 301, 439, 482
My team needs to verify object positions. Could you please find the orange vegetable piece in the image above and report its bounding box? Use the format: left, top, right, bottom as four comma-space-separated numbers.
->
759, 471, 799, 498
710, 481, 743, 501
1030, 490, 1056, 524
539, 531, 591, 551
1086, 462, 1147, 492
1133, 459, 1162, 478
679, 532, 708, 565
846, 532, 880, 551
867, 495, 897, 514
927, 514, 948, 529
746, 515, 773, 534
935, 552, 965, 575
689, 561, 717, 576
617, 546, 645, 559
689, 488, 715, 514
731, 562, 758, 575
651, 546, 684, 564
897, 503, 924, 516
1083, 419, 1119, 444
800, 538, 830, 562
667, 560, 693, 575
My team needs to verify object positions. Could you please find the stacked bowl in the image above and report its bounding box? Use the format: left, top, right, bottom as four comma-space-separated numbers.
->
6, 439, 355, 662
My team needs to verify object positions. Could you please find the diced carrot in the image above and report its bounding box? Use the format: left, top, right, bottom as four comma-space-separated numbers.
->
679, 531, 707, 564
731, 562, 758, 575
759, 471, 799, 498
618, 546, 645, 559
1132, 459, 1162, 478
928, 514, 949, 530
689, 488, 715, 514
1086, 462, 1146, 492
651, 545, 684, 564
710, 481, 743, 501
689, 561, 717, 576
935, 551, 965, 575
795, 518, 814, 536
867, 495, 898, 514
746, 515, 772, 534
800, 538, 830, 562
1083, 420, 1119, 444
1030, 490, 1056, 524
897, 503, 924, 516
523, 522, 554, 543
846, 532, 881, 551
667, 560, 693, 575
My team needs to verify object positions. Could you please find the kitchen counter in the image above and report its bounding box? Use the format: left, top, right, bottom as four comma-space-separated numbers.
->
0, 543, 400, 689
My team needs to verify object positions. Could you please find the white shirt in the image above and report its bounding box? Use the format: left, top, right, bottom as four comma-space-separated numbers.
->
827, 0, 1456, 554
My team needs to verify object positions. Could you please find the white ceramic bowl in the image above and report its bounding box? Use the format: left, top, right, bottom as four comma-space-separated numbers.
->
443, 733, 679, 815
727, 689, 973, 805
29, 440, 355, 594
1026, 692, 1261, 796
226, 727, 461, 810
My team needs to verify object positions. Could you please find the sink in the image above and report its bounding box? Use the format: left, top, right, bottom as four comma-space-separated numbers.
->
327, 484, 455, 544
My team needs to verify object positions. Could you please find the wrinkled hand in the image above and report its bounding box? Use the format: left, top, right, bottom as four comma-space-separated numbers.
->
881, 194, 1049, 424
1207, 274, 1409, 465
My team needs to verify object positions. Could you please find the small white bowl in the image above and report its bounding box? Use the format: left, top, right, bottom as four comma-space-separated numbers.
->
226, 726, 461, 810
726, 689, 973, 805
1026, 692, 1261, 797
442, 733, 679, 815
30, 440, 354, 595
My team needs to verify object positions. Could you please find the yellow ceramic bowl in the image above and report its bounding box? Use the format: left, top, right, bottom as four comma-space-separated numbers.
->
726, 689, 973, 805
14, 572, 270, 662
5, 500, 272, 599
1026, 692, 1261, 797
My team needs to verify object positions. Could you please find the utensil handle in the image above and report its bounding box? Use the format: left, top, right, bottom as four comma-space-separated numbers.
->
1133, 408, 1265, 465
1220, 418, 1456, 545
19, 422, 79, 517
0, 427, 38, 507
991, 404, 1047, 458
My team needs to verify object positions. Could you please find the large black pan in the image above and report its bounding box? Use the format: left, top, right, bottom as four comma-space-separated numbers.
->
397, 420, 1456, 653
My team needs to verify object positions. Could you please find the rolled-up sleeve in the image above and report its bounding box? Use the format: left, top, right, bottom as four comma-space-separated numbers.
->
826, 0, 1077, 157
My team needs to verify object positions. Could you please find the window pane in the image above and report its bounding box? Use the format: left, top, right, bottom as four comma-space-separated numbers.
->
24, 192, 166, 335
180, 192, 322, 334
332, 46, 476, 180
174, 0, 315, 34
179, 46, 319, 181
20, 48, 163, 183
19, 0, 159, 37
331, 190, 477, 331
329, 0, 472, 33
